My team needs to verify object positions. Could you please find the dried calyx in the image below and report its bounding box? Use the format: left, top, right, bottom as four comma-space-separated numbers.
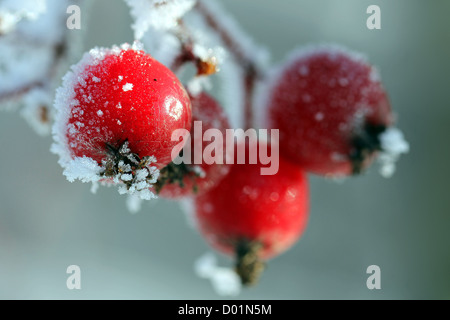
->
101, 140, 159, 197
154, 156, 201, 194
235, 240, 265, 286
350, 122, 386, 175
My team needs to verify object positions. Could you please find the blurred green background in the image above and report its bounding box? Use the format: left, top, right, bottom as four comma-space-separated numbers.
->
0, 0, 449, 299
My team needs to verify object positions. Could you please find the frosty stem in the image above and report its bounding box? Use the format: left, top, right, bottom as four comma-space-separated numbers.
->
195, 1, 263, 130
170, 1, 264, 130
171, 21, 217, 76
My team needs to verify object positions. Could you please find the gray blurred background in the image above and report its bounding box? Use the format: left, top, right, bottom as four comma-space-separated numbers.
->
0, 0, 449, 299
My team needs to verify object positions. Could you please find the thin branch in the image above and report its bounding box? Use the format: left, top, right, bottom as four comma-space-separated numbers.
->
0, 7, 70, 106
170, 20, 218, 76
195, 1, 264, 130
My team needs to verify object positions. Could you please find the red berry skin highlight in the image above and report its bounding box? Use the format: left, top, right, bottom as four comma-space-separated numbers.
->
65, 46, 192, 168
267, 46, 393, 176
195, 141, 309, 261
157, 92, 231, 198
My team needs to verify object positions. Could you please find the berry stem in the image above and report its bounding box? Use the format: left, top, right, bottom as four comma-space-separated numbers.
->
169, 2, 266, 130
0, 81, 46, 104
171, 21, 217, 76
194, 1, 265, 130
235, 239, 265, 286
243, 65, 257, 130
195, 2, 252, 70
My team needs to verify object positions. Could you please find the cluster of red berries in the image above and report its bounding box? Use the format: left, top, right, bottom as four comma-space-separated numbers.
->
52, 42, 397, 286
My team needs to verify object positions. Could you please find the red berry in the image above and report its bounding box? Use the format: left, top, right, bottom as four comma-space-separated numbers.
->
52, 43, 192, 198
194, 140, 309, 285
58, 44, 191, 167
266, 46, 393, 176
156, 92, 231, 198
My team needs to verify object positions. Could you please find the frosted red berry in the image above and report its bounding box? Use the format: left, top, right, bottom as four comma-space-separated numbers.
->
54, 43, 192, 170
156, 92, 231, 198
266, 46, 393, 176
194, 141, 309, 285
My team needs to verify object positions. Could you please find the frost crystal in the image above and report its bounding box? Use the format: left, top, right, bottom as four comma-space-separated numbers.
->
125, 0, 196, 39
122, 83, 133, 92
57, 143, 160, 202
378, 127, 409, 178
63, 157, 102, 183
194, 252, 242, 296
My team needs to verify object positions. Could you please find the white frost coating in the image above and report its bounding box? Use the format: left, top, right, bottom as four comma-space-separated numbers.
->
0, 40, 53, 95
187, 76, 212, 96
141, 28, 180, 68
63, 157, 102, 183
16, 0, 67, 45
182, 1, 268, 127
20, 88, 52, 136
218, 56, 244, 128
0, 0, 46, 34
253, 66, 272, 129
378, 127, 409, 178
0, 0, 78, 136
194, 252, 242, 296
125, 0, 196, 39
187, 46, 225, 96
193, 44, 226, 67
122, 83, 133, 91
